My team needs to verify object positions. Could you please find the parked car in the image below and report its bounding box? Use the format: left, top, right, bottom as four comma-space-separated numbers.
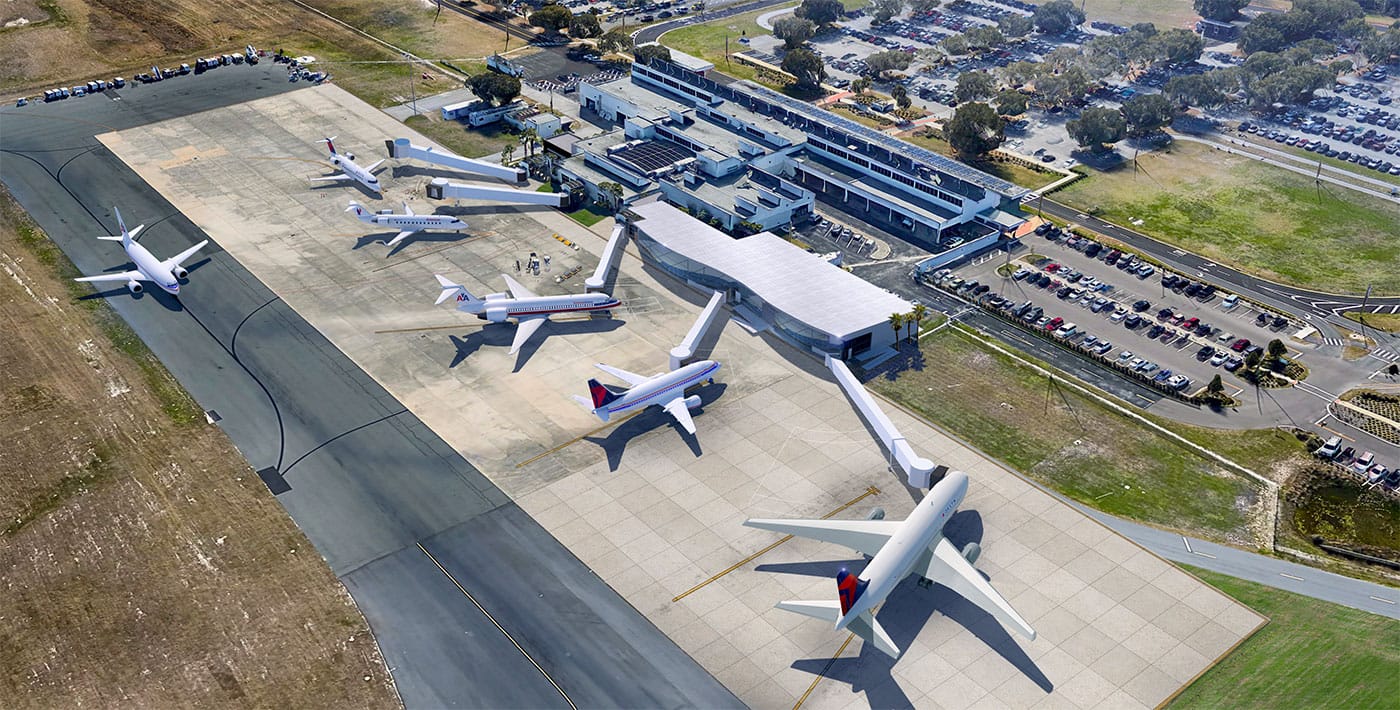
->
1231, 338, 1251, 352
1351, 451, 1375, 474
1133, 299, 1151, 312
1210, 351, 1229, 366
1046, 316, 1064, 331
1197, 345, 1215, 360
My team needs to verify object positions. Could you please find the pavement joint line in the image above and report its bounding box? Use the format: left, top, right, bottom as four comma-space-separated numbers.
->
671, 486, 881, 603
515, 410, 646, 468
792, 632, 856, 710
1280, 572, 1305, 582
416, 542, 577, 710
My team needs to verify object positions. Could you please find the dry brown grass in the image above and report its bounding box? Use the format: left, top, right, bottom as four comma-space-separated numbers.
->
0, 190, 400, 708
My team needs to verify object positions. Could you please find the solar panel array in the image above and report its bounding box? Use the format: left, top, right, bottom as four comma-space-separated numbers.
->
613, 141, 693, 173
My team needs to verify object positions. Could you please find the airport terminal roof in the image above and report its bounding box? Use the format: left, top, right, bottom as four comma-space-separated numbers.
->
630, 201, 912, 340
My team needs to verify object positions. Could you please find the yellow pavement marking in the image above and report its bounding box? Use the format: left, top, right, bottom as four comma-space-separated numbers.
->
792, 633, 856, 710
417, 542, 577, 710
515, 410, 645, 468
671, 486, 881, 603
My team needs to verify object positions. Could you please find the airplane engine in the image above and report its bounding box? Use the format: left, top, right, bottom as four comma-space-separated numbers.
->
126, 280, 143, 294
173, 266, 189, 279
345, 152, 356, 161
683, 394, 702, 410
866, 507, 886, 521
485, 306, 510, 323
961, 542, 981, 564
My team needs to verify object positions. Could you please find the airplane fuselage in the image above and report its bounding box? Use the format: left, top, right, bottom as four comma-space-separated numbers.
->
838, 471, 968, 629
370, 215, 466, 231
127, 241, 181, 294
329, 154, 381, 193
602, 360, 721, 417
461, 293, 621, 320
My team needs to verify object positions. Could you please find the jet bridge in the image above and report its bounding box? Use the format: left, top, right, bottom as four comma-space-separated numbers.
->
585, 223, 627, 293
387, 137, 526, 183
827, 355, 937, 489
426, 177, 564, 207
670, 290, 727, 371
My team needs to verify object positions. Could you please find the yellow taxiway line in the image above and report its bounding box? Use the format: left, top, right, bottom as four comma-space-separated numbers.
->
515, 410, 645, 468
792, 633, 856, 710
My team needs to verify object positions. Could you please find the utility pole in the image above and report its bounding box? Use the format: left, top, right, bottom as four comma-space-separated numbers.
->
403, 52, 418, 117
1358, 283, 1373, 346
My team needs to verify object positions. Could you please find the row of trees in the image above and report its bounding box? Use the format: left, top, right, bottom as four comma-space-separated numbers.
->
888, 304, 931, 344
1064, 93, 1174, 152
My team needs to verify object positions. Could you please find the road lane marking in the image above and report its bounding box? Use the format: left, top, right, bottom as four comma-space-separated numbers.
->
673, 486, 881, 602
1280, 572, 1305, 582
792, 633, 856, 710
1371, 596, 1396, 605
418, 542, 577, 710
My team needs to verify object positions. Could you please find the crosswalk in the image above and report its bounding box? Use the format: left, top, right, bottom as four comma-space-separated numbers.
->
1323, 337, 1344, 347
1372, 349, 1400, 363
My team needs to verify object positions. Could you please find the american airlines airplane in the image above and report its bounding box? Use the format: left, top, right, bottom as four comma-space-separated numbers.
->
74, 207, 207, 296
434, 273, 620, 354
310, 137, 383, 194
346, 201, 467, 249
573, 359, 720, 435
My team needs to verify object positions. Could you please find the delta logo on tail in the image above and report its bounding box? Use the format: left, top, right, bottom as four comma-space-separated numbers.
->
837, 568, 868, 615
588, 379, 622, 409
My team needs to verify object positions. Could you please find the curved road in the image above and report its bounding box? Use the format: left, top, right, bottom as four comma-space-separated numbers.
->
633, 0, 792, 44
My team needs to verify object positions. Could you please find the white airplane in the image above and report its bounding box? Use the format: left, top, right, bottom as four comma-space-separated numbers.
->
745, 470, 1035, 659
573, 359, 720, 435
347, 201, 467, 249
310, 137, 383, 194
434, 273, 621, 355
74, 207, 207, 296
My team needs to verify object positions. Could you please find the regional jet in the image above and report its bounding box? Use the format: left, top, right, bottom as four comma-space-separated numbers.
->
347, 201, 467, 249
74, 207, 207, 296
573, 359, 720, 435
434, 273, 620, 354
310, 137, 383, 194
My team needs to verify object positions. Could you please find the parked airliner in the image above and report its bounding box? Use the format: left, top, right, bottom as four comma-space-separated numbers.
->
310, 137, 383, 194
434, 273, 620, 354
347, 201, 467, 249
573, 359, 720, 435
74, 207, 207, 296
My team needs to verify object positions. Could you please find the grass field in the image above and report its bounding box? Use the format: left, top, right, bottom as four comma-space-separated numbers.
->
0, 189, 398, 706
660, 3, 797, 85
1345, 311, 1400, 333
903, 130, 1062, 190
1052, 141, 1400, 295
867, 327, 1295, 544
1169, 566, 1400, 708
404, 113, 514, 160
1234, 134, 1400, 188
1027, 0, 1199, 30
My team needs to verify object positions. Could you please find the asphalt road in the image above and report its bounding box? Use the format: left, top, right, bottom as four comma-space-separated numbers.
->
0, 64, 738, 709
633, 0, 789, 45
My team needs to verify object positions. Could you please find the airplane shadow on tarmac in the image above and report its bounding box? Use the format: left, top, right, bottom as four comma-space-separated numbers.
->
761, 510, 1052, 705
583, 382, 728, 471
309, 179, 381, 200
445, 316, 626, 371
76, 256, 213, 312
352, 231, 473, 257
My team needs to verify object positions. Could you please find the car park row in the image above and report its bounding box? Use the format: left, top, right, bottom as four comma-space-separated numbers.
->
1314, 436, 1400, 494
25, 46, 262, 107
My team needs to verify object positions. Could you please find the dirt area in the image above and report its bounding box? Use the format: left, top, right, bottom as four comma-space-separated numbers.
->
0, 189, 400, 708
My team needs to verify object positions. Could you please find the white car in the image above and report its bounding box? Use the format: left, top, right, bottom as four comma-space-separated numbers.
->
1210, 351, 1229, 366
1222, 294, 1239, 309
1110, 308, 1128, 322
1118, 350, 1134, 363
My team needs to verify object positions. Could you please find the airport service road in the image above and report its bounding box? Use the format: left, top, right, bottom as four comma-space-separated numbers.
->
0, 67, 739, 709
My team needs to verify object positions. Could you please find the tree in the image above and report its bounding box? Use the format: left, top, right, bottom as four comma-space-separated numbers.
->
1066, 106, 1126, 152
634, 43, 672, 65
501, 142, 516, 166
795, 0, 844, 26
998, 14, 1034, 39
911, 0, 942, 12
865, 49, 914, 76
994, 89, 1028, 116
1207, 374, 1225, 394
871, 0, 905, 24
1164, 74, 1225, 108
1194, 0, 1249, 22
597, 181, 624, 210
773, 16, 817, 50
519, 127, 540, 158
570, 11, 602, 38
965, 25, 1005, 52
1244, 348, 1264, 374
940, 34, 970, 56
955, 70, 998, 103
1294, 0, 1365, 29
888, 313, 904, 346
1239, 23, 1288, 55
781, 47, 826, 89
1361, 28, 1400, 65
1032, 0, 1085, 36
910, 303, 929, 342
598, 27, 633, 54
467, 72, 522, 106
1121, 93, 1175, 136
851, 77, 871, 94
529, 4, 574, 33
1034, 65, 1091, 107
1152, 28, 1204, 65
1267, 338, 1288, 367
945, 102, 1004, 158
1001, 60, 1044, 88
892, 84, 912, 109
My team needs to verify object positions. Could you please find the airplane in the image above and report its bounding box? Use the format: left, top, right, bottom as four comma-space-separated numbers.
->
74, 207, 207, 296
744, 469, 1035, 659
310, 137, 383, 194
572, 359, 720, 435
347, 201, 467, 249
434, 273, 621, 355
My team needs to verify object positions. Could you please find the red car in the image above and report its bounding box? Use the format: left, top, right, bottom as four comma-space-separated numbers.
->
1231, 338, 1251, 352
1045, 263, 1060, 272
1183, 317, 1200, 329
1046, 316, 1064, 331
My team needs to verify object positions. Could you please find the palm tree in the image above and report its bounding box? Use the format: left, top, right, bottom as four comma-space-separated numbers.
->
888, 313, 904, 347
519, 127, 540, 158
501, 143, 516, 166
1266, 338, 1287, 369
597, 181, 624, 210
910, 303, 928, 341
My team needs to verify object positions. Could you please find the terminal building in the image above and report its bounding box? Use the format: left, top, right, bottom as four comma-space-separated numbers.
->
626, 201, 913, 360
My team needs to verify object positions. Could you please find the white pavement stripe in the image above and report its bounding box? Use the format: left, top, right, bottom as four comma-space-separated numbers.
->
1372, 596, 1397, 605
1280, 572, 1305, 582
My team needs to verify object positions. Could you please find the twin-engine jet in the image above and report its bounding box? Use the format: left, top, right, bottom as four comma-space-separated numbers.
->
434, 273, 620, 354
74, 207, 207, 295
311, 137, 383, 194
347, 201, 467, 249
574, 359, 721, 435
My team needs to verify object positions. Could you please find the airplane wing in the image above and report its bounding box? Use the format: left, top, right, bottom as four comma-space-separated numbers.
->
365, 159, 386, 173
76, 269, 146, 284
742, 518, 900, 559
161, 240, 208, 270
917, 537, 1036, 640
310, 174, 349, 182
509, 316, 548, 355
662, 396, 697, 435
384, 230, 417, 248
501, 273, 536, 300
595, 363, 650, 386
402, 202, 414, 216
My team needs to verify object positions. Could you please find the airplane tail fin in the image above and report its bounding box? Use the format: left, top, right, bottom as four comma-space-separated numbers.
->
774, 599, 900, 659
434, 274, 477, 306
571, 394, 610, 421
587, 378, 623, 409
321, 136, 339, 155
837, 567, 869, 616
99, 206, 142, 245
346, 201, 372, 222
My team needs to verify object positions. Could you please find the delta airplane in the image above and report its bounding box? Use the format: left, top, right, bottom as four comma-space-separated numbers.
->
347, 201, 467, 249
74, 207, 207, 296
310, 137, 383, 194
434, 273, 620, 354
573, 359, 720, 435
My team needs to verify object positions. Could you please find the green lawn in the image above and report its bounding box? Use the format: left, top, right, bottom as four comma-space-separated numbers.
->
403, 114, 514, 159
1170, 566, 1400, 708
1233, 134, 1400, 188
903, 131, 1062, 190
1052, 141, 1400, 295
569, 205, 611, 227
868, 328, 1285, 542
1028, 0, 1199, 30
660, 3, 797, 85
1345, 311, 1400, 334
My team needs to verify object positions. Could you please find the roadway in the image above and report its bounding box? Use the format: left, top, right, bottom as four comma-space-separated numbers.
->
0, 63, 739, 709
633, 0, 791, 44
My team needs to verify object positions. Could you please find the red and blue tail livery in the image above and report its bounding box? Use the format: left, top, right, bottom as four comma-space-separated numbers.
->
588, 379, 622, 409
837, 568, 868, 615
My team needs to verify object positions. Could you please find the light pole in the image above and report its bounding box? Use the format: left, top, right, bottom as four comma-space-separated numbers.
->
403, 52, 418, 117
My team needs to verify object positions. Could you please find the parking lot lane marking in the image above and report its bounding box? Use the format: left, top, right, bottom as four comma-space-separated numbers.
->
1280, 572, 1305, 582
1371, 596, 1396, 605
672, 486, 881, 603
792, 632, 856, 710
418, 542, 577, 710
